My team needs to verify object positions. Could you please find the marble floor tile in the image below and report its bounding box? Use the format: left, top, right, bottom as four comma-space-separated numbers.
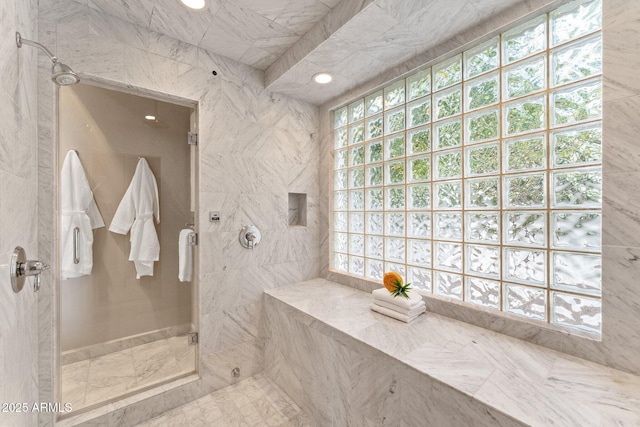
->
61, 359, 90, 410
134, 374, 314, 427
61, 335, 195, 413
84, 348, 137, 408
131, 338, 173, 386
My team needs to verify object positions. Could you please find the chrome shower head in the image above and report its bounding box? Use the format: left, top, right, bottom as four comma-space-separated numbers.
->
51, 61, 80, 86
16, 32, 80, 86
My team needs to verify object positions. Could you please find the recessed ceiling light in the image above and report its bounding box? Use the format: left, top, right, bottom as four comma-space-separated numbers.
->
145, 115, 156, 121
178, 0, 208, 10
313, 72, 333, 84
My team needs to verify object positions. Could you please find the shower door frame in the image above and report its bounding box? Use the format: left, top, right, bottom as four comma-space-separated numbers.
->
50, 76, 201, 420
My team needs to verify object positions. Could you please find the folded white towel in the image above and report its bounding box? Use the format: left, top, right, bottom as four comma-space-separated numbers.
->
372, 288, 424, 309
373, 300, 426, 316
370, 303, 424, 323
178, 229, 193, 282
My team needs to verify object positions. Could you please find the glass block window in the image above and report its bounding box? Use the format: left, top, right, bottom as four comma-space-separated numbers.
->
331, 0, 602, 334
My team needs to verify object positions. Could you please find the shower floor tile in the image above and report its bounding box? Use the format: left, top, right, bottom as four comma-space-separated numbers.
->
61, 335, 196, 412
134, 374, 315, 427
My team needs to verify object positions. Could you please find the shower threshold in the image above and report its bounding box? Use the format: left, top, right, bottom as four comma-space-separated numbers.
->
133, 374, 314, 427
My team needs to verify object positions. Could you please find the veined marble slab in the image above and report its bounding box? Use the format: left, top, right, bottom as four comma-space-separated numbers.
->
265, 279, 640, 426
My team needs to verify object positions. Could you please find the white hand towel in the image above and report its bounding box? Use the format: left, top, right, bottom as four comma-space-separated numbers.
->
370, 303, 424, 323
373, 300, 426, 317
372, 287, 424, 309
178, 229, 193, 282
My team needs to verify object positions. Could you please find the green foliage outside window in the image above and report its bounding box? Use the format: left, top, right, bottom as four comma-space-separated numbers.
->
389, 188, 405, 209
369, 142, 382, 162
554, 84, 601, 125
368, 118, 383, 138
411, 158, 431, 181
368, 166, 382, 186
411, 129, 431, 153
409, 74, 431, 99
388, 136, 405, 158
469, 112, 499, 142
437, 90, 461, 119
411, 186, 430, 208
469, 146, 499, 175
507, 101, 544, 134
467, 44, 499, 77
351, 146, 364, 165
555, 171, 601, 205
508, 175, 545, 206
469, 79, 498, 110
411, 101, 431, 126
437, 121, 461, 148
388, 111, 405, 133
389, 162, 405, 183
508, 137, 545, 170
469, 179, 499, 207
438, 152, 462, 178
554, 129, 601, 165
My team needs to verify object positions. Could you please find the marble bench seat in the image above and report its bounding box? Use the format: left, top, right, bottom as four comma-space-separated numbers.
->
263, 278, 640, 426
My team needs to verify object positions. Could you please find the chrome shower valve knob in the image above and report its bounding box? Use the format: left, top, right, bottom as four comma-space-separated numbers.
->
10, 246, 50, 293
239, 225, 261, 249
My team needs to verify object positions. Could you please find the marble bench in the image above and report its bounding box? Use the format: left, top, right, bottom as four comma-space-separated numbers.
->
263, 278, 640, 426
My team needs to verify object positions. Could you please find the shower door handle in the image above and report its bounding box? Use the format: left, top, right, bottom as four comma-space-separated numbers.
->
73, 227, 80, 264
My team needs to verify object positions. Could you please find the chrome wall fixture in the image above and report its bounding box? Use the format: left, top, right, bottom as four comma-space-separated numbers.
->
10, 246, 50, 293
16, 31, 80, 86
239, 225, 261, 249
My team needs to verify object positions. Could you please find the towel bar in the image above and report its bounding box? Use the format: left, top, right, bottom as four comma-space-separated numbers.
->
73, 227, 80, 264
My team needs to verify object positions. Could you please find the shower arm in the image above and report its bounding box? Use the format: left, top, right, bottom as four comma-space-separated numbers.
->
16, 32, 58, 63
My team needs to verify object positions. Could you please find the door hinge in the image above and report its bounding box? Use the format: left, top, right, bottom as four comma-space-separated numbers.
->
188, 332, 198, 345
188, 132, 198, 145
188, 232, 198, 246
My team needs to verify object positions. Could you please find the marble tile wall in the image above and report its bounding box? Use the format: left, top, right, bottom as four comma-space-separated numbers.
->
0, 0, 39, 426
36, 0, 320, 425
318, 0, 640, 377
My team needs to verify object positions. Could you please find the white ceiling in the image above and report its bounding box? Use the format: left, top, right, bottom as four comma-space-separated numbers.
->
83, 0, 542, 105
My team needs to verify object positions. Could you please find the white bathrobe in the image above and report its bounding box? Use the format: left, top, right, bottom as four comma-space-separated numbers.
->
109, 158, 160, 278
60, 150, 105, 279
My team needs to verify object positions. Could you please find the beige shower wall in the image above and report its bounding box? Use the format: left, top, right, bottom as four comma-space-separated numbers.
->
59, 84, 193, 351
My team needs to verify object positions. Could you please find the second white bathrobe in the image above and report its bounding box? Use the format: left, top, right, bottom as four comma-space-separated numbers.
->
60, 150, 105, 279
109, 158, 160, 278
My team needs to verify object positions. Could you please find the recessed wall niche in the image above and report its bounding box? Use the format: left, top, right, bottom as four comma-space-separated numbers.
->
288, 193, 307, 227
